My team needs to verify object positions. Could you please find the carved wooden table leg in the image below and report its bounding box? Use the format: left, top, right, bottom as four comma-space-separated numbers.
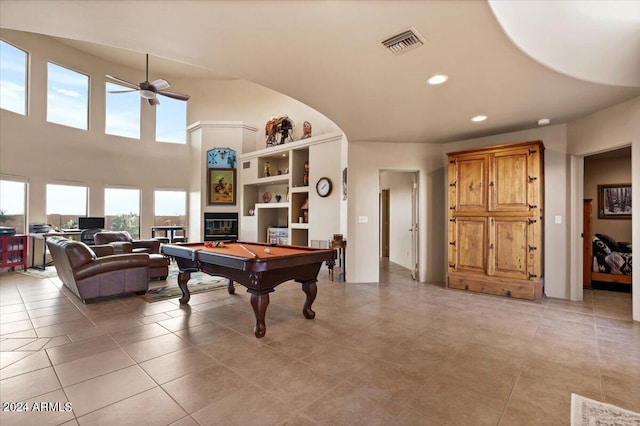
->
326, 259, 335, 282
301, 280, 317, 319
250, 292, 270, 338
227, 278, 235, 294
177, 271, 191, 304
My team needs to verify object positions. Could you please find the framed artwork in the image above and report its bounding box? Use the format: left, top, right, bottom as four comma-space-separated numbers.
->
598, 183, 631, 219
207, 148, 237, 169
208, 168, 236, 205
342, 168, 347, 200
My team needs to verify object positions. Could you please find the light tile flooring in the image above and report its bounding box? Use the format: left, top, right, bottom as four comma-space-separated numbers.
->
1, 261, 638, 425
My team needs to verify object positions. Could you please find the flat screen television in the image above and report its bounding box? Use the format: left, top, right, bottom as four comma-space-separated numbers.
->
78, 217, 105, 230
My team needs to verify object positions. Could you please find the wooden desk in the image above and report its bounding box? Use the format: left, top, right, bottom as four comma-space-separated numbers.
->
151, 226, 185, 243
29, 231, 82, 270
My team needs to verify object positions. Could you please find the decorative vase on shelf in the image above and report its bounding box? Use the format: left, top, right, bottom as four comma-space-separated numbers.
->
264, 162, 272, 177
275, 194, 282, 203
262, 192, 272, 203
303, 161, 309, 186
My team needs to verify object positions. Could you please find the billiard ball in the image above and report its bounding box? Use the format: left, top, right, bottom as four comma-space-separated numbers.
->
264, 248, 271, 253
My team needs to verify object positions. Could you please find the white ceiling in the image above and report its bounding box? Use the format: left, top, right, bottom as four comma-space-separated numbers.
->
1, 0, 639, 144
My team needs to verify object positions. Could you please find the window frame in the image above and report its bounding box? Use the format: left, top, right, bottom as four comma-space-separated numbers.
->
155, 94, 188, 144
0, 177, 28, 234
104, 186, 142, 238
105, 81, 142, 139
153, 189, 187, 228
0, 39, 29, 116
46, 61, 90, 130
46, 182, 89, 230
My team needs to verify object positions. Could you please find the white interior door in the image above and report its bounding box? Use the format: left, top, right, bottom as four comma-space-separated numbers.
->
411, 172, 419, 280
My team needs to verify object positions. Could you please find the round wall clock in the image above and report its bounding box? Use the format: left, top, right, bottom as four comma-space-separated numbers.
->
316, 177, 332, 197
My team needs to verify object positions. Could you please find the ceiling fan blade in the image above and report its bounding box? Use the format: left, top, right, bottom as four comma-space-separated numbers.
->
151, 79, 170, 91
148, 97, 160, 106
108, 89, 139, 94
157, 90, 190, 101
106, 75, 139, 89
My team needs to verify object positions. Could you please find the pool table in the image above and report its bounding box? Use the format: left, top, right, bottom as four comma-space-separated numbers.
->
161, 241, 336, 338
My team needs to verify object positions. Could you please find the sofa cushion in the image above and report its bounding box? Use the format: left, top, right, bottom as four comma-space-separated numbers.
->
595, 233, 621, 253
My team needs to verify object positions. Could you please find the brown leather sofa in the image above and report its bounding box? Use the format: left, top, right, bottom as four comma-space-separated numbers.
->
46, 236, 150, 303
94, 231, 161, 254
93, 231, 169, 280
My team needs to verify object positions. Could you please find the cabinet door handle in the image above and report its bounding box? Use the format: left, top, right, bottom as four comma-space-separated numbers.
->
489, 243, 494, 249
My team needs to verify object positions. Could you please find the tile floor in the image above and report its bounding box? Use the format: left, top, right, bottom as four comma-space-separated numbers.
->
1, 261, 638, 425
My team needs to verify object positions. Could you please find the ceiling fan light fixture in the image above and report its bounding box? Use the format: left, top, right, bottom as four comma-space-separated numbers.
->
140, 89, 156, 99
471, 115, 488, 122
427, 74, 448, 85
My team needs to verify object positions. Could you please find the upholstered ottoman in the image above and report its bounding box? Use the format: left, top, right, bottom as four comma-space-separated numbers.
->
149, 254, 170, 280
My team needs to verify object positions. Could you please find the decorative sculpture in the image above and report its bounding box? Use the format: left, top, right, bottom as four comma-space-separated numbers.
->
265, 116, 294, 147
301, 121, 312, 139
303, 161, 309, 186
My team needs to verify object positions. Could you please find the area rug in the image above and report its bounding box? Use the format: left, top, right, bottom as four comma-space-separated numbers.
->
571, 393, 640, 426
140, 266, 232, 303
18, 266, 58, 279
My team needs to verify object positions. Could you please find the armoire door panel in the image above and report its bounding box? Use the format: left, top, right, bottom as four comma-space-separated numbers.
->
455, 155, 487, 211
490, 218, 529, 280
490, 148, 531, 212
455, 218, 486, 273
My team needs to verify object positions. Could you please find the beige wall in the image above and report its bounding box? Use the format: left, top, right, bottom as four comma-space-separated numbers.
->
566, 95, 639, 321
0, 30, 342, 249
0, 30, 191, 243
2, 29, 638, 314
567, 97, 639, 156
584, 155, 632, 242
347, 142, 445, 284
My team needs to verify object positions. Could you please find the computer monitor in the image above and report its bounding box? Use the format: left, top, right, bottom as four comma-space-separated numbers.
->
78, 216, 105, 230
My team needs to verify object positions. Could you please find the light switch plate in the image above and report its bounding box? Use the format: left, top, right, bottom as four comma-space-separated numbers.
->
358, 216, 368, 223
554, 215, 562, 224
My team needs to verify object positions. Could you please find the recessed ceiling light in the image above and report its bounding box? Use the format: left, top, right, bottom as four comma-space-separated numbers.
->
537, 118, 550, 126
471, 115, 487, 122
427, 74, 448, 85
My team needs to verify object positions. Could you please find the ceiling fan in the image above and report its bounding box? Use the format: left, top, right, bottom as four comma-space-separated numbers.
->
106, 54, 190, 105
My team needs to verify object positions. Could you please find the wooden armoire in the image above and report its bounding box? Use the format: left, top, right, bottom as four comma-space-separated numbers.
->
446, 141, 544, 301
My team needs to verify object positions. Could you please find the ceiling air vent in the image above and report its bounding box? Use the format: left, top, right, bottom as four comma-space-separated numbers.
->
381, 28, 425, 55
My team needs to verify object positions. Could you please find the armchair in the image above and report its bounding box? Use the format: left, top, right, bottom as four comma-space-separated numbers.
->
46, 236, 150, 303
93, 231, 169, 280
94, 231, 161, 254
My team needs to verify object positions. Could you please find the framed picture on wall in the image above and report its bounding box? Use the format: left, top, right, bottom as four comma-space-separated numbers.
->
598, 183, 631, 219
208, 168, 236, 205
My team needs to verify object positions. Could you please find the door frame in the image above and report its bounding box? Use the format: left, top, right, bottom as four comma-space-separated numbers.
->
381, 189, 390, 257
570, 143, 638, 323
378, 170, 420, 279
